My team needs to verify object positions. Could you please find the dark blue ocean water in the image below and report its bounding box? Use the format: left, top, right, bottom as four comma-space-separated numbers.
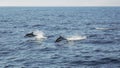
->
0, 7, 120, 68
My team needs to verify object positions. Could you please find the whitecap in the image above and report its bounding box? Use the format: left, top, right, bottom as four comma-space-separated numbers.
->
95, 27, 111, 30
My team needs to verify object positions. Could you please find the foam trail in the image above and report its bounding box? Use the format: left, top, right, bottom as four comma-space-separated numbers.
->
66, 35, 87, 41
95, 27, 110, 30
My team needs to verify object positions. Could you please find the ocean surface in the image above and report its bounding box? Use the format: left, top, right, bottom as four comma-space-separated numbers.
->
0, 7, 120, 68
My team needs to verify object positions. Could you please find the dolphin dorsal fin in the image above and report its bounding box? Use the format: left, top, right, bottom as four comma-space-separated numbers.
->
55, 36, 67, 42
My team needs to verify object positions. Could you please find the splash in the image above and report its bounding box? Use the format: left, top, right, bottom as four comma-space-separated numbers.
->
66, 35, 87, 41
33, 30, 47, 40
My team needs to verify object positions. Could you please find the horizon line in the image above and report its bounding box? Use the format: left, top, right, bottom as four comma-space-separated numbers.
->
0, 5, 120, 7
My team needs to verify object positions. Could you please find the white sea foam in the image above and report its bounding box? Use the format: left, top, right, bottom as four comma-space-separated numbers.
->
33, 30, 47, 40
66, 35, 87, 41
95, 27, 110, 30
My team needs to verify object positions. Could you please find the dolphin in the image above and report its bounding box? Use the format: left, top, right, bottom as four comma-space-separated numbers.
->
25, 32, 36, 37
55, 35, 87, 43
24, 30, 47, 40
55, 36, 67, 43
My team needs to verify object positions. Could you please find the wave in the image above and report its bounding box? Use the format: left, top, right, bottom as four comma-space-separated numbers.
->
70, 57, 120, 65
